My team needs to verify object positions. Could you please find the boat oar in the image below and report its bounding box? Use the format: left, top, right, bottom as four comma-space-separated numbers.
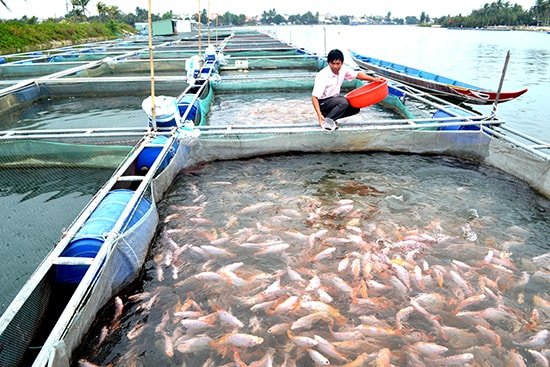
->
491, 50, 511, 117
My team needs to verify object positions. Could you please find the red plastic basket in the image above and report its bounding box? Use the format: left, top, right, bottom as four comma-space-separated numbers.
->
345, 79, 388, 108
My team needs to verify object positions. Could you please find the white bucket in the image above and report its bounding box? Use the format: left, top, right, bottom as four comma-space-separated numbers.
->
141, 95, 181, 128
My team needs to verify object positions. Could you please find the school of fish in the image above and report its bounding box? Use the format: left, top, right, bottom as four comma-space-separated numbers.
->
78, 170, 550, 367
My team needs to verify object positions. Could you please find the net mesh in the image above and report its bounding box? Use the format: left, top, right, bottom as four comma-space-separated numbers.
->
0, 140, 131, 168
0, 276, 52, 367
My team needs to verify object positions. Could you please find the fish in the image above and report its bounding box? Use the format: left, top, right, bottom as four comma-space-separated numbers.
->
410, 341, 449, 357
210, 332, 264, 349
330, 203, 354, 216
175, 335, 214, 353
260, 278, 283, 298
250, 299, 278, 312
194, 271, 226, 282
253, 243, 289, 256
231, 346, 248, 367
323, 274, 355, 299
199, 245, 235, 258
219, 270, 250, 287
290, 312, 333, 331
335, 352, 373, 367
533, 294, 550, 317
395, 306, 414, 331
126, 322, 146, 340
236, 202, 275, 214
317, 288, 334, 303
179, 319, 215, 332
329, 325, 363, 341
311, 247, 336, 262
528, 349, 549, 367
424, 353, 474, 365
297, 300, 345, 322
77, 360, 113, 367
314, 334, 350, 362
355, 324, 400, 338
475, 325, 502, 347
160, 331, 174, 358
268, 295, 299, 315
248, 347, 275, 367
215, 306, 245, 329
517, 329, 549, 348
306, 348, 330, 365
155, 310, 170, 333
449, 269, 473, 295
391, 262, 411, 289
454, 294, 487, 313
267, 322, 291, 335
287, 330, 318, 347
374, 348, 391, 367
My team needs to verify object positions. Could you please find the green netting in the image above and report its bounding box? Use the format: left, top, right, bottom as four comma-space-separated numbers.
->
211, 78, 315, 93
67, 59, 189, 78
197, 83, 214, 125
0, 140, 132, 168
221, 57, 321, 71
221, 49, 307, 57
0, 276, 52, 367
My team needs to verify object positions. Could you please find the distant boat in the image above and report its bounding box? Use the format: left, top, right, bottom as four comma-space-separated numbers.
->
349, 51, 528, 105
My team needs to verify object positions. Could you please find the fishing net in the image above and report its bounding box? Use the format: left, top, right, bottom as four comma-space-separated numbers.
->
0, 140, 131, 168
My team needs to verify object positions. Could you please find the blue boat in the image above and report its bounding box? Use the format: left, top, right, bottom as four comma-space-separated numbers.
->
349, 50, 528, 105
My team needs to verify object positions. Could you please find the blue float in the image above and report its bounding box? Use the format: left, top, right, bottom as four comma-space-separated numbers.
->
433, 106, 480, 131
177, 94, 201, 125
135, 135, 176, 172
54, 189, 152, 284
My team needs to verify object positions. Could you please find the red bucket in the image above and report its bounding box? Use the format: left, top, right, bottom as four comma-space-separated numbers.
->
345, 79, 388, 108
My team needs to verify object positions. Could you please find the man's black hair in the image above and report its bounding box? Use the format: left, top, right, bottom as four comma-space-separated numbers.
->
327, 49, 344, 63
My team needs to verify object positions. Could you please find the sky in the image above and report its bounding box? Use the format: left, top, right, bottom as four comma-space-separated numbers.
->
0, 0, 537, 20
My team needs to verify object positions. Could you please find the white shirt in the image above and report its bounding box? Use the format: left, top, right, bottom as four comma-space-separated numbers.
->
312, 64, 358, 99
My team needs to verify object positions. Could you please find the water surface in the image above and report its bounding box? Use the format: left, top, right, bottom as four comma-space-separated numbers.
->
76, 153, 550, 366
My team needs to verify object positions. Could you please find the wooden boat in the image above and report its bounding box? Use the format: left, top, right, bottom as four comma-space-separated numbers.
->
349, 50, 528, 105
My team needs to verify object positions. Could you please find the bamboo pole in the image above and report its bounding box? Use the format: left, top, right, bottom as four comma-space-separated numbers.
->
491, 50, 511, 116
147, 0, 156, 128
197, 0, 202, 60
208, 0, 211, 45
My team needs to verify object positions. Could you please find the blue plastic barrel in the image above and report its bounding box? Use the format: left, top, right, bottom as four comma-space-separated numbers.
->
135, 135, 176, 172
433, 106, 480, 131
54, 189, 152, 284
177, 94, 201, 124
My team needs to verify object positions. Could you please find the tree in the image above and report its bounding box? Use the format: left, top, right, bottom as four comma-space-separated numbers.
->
420, 11, 427, 23
301, 11, 318, 25
71, 0, 91, 18
261, 8, 277, 24
405, 16, 419, 24
532, 0, 550, 26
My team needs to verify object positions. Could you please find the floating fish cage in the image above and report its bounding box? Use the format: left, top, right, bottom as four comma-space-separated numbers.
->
0, 29, 549, 367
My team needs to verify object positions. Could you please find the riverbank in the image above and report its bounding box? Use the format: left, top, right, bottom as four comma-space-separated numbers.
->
0, 21, 135, 55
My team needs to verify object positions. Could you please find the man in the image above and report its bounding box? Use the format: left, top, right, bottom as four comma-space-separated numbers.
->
312, 49, 384, 130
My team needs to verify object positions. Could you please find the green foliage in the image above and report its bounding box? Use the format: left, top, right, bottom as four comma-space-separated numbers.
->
435, 0, 550, 27
0, 21, 134, 54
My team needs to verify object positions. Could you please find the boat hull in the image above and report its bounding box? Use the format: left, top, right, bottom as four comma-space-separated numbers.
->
349, 51, 527, 105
